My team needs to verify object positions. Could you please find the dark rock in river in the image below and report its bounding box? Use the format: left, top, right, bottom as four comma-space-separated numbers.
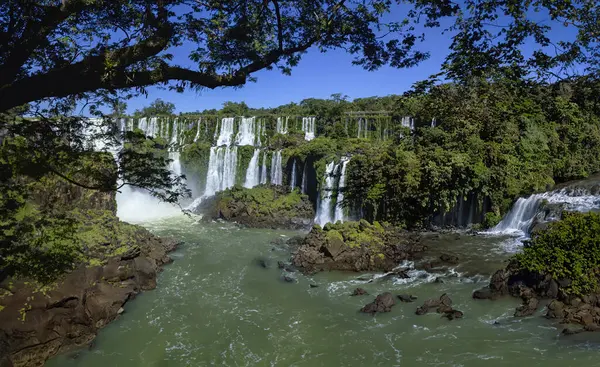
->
397, 294, 418, 303
439, 253, 459, 264
277, 261, 285, 269
282, 276, 295, 283
255, 257, 271, 269
361, 293, 396, 315
351, 288, 368, 296
309, 284, 319, 288
416, 293, 461, 319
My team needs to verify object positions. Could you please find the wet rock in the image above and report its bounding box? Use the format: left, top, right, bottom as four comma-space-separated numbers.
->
351, 288, 368, 296
282, 275, 295, 283
397, 294, 418, 303
440, 293, 452, 307
309, 284, 319, 288
284, 265, 297, 273
255, 257, 271, 269
360, 292, 396, 315
443, 310, 464, 320
439, 253, 459, 264
546, 300, 565, 319
514, 286, 539, 317
437, 304, 453, 314
562, 327, 584, 335
416, 293, 453, 315
433, 277, 444, 284
584, 324, 600, 332
277, 261, 285, 269
472, 287, 496, 300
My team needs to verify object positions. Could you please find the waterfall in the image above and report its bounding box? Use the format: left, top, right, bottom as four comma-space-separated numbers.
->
213, 118, 220, 141
302, 117, 315, 141
194, 118, 202, 142
315, 161, 337, 226
290, 159, 297, 189
357, 119, 369, 138
301, 161, 308, 194
168, 152, 182, 177
244, 149, 261, 188
203, 146, 238, 197
256, 119, 265, 146
260, 151, 268, 185
271, 150, 283, 185
401, 116, 415, 131
431, 118, 437, 128
276, 117, 289, 134
235, 117, 256, 146
489, 188, 600, 236
170, 117, 179, 148
334, 158, 350, 222
216, 117, 235, 146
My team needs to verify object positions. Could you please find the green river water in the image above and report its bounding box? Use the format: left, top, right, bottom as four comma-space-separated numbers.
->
46, 215, 600, 367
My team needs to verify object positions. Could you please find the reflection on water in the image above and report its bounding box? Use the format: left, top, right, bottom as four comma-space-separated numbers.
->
47, 216, 600, 367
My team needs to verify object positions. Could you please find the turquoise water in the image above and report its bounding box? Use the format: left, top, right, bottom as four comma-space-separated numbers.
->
47, 216, 600, 366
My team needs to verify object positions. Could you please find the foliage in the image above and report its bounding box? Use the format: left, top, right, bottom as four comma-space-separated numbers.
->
216, 185, 310, 218
133, 99, 176, 117
318, 220, 389, 251
516, 212, 600, 296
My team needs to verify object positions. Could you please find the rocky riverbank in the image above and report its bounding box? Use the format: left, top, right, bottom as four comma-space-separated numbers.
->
292, 220, 424, 274
0, 221, 179, 367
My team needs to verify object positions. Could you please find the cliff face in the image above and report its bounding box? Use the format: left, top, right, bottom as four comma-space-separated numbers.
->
0, 158, 179, 367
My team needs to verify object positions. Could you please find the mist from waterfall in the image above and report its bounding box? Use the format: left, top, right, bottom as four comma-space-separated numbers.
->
244, 149, 261, 188
271, 150, 283, 185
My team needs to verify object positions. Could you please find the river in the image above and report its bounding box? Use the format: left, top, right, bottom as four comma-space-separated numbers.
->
46, 215, 600, 366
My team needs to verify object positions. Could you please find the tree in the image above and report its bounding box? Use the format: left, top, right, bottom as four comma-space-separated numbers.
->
110, 100, 127, 117
133, 98, 175, 117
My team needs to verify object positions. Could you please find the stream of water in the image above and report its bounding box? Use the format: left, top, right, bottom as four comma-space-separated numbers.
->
46, 215, 600, 367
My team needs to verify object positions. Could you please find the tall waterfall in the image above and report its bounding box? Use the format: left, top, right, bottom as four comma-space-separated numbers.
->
170, 118, 179, 148
290, 159, 297, 189
204, 146, 238, 197
216, 117, 235, 146
244, 149, 261, 188
256, 119, 266, 146
271, 150, 283, 185
315, 161, 337, 226
194, 118, 202, 142
302, 117, 316, 141
334, 158, 350, 222
138, 117, 160, 137
276, 117, 289, 134
168, 152, 182, 177
301, 161, 308, 194
260, 151, 268, 185
236, 117, 256, 146
401, 116, 415, 131
357, 119, 368, 138
490, 187, 600, 236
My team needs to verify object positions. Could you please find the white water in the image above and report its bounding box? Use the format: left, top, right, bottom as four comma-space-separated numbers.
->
244, 149, 261, 188
357, 119, 369, 138
302, 117, 316, 141
204, 146, 238, 197
170, 118, 179, 148
290, 159, 297, 189
301, 161, 308, 194
260, 152, 268, 185
489, 188, 600, 236
334, 158, 350, 222
315, 161, 337, 226
256, 119, 265, 146
168, 152, 182, 177
216, 117, 235, 146
276, 117, 289, 134
116, 186, 181, 223
271, 150, 283, 185
431, 118, 437, 128
401, 116, 415, 131
236, 117, 256, 146
194, 118, 202, 142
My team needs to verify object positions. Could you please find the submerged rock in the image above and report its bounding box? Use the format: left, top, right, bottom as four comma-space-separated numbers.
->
351, 288, 369, 296
397, 294, 418, 303
360, 293, 396, 315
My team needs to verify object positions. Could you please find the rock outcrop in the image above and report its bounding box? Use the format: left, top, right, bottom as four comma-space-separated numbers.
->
292, 220, 424, 274
206, 185, 314, 229
360, 293, 396, 315
0, 230, 178, 367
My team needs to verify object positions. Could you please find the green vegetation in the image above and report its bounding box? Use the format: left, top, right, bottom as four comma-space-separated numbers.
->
217, 186, 308, 219
516, 212, 600, 296
319, 220, 390, 252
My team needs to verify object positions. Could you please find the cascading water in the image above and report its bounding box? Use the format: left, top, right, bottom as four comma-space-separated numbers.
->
276, 117, 289, 134
170, 118, 179, 149
260, 152, 268, 185
401, 116, 415, 131
203, 146, 238, 197
315, 161, 337, 226
244, 149, 261, 188
236, 117, 256, 146
168, 152, 182, 177
301, 162, 308, 194
290, 159, 297, 189
217, 117, 234, 146
357, 119, 369, 138
334, 158, 350, 222
489, 187, 600, 236
431, 118, 437, 128
271, 150, 283, 185
194, 118, 202, 142
302, 117, 315, 141
255, 119, 266, 146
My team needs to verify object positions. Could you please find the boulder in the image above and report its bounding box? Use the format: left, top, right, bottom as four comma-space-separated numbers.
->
361, 293, 396, 315
351, 288, 368, 296
397, 294, 418, 303
439, 254, 459, 264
